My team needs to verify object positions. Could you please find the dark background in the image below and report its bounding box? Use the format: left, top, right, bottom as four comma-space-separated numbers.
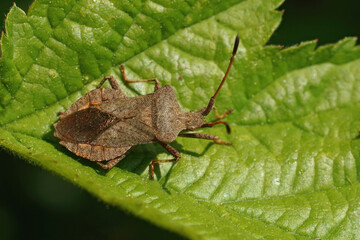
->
1, 0, 359, 239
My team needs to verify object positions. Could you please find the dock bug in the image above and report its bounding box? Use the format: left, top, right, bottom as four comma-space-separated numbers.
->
54, 35, 240, 179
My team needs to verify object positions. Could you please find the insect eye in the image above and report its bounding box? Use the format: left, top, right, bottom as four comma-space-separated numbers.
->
186, 120, 190, 125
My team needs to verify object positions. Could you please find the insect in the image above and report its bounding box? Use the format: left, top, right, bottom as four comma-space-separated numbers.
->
54, 35, 239, 179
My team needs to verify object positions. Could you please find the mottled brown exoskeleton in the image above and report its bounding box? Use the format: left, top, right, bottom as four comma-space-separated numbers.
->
54, 35, 239, 179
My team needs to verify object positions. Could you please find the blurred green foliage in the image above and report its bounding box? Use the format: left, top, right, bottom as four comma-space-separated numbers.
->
0, 0, 359, 239
268, 0, 360, 46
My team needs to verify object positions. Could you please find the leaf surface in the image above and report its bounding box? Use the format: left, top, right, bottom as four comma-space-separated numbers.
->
1, 0, 360, 239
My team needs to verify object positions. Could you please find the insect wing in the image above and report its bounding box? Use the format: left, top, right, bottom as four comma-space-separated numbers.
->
54, 108, 116, 143
91, 119, 155, 147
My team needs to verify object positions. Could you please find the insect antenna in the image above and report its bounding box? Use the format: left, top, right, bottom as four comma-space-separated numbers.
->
202, 34, 240, 116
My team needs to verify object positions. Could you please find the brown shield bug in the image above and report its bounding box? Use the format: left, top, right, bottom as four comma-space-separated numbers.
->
54, 35, 239, 179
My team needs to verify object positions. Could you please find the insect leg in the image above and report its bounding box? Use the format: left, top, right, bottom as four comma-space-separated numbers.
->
120, 65, 162, 91
213, 106, 233, 120
150, 142, 181, 179
197, 107, 233, 134
178, 133, 232, 145
96, 155, 126, 169
200, 121, 231, 134
57, 111, 65, 119
97, 76, 120, 90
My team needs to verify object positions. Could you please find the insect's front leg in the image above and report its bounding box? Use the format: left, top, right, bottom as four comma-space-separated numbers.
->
200, 121, 231, 134
200, 106, 234, 134
150, 142, 181, 179
178, 133, 232, 145
213, 106, 233, 120
120, 65, 162, 91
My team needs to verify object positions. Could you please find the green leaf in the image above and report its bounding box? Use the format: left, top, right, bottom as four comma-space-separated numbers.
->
1, 0, 360, 239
